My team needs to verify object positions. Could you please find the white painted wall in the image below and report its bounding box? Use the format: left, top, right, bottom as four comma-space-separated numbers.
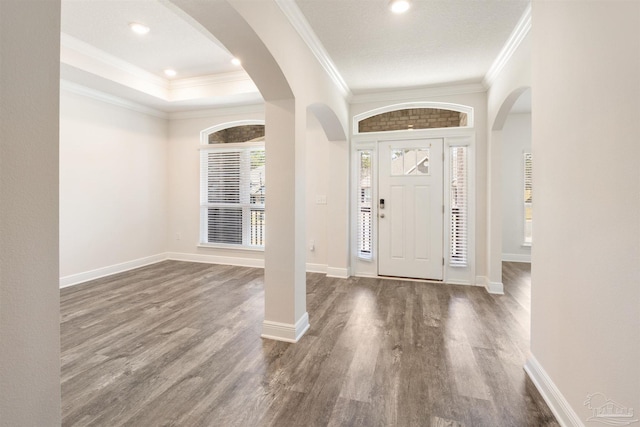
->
501, 113, 531, 262
167, 106, 338, 275
305, 111, 329, 271
530, 2, 640, 425
0, 1, 62, 424
167, 107, 267, 266
59, 98, 340, 282
59, 90, 168, 282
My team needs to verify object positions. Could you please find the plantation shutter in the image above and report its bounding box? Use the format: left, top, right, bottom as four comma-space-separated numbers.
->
450, 146, 468, 267
200, 146, 265, 248
524, 153, 532, 204
524, 153, 532, 244
357, 150, 373, 260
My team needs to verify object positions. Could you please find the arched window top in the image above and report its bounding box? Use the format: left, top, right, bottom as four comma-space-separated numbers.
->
353, 102, 473, 135
201, 120, 265, 145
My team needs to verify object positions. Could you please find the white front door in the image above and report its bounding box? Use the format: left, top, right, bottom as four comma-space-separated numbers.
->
378, 139, 444, 280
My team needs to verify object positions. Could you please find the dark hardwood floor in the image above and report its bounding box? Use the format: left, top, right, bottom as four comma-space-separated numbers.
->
60, 261, 557, 426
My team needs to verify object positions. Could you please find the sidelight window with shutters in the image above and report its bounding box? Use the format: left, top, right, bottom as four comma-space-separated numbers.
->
523, 152, 532, 245
357, 150, 373, 260
450, 146, 468, 267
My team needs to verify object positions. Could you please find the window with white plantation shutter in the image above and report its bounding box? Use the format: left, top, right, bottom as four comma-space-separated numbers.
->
450, 146, 468, 267
357, 150, 373, 260
524, 153, 532, 244
200, 145, 265, 249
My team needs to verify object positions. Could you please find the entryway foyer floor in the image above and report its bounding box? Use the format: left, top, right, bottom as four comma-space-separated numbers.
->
60, 261, 557, 426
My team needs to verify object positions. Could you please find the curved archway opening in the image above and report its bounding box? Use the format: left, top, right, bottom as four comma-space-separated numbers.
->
169, 0, 308, 342
308, 103, 347, 142
168, 1, 292, 102
306, 103, 349, 277
487, 87, 531, 293
492, 86, 530, 131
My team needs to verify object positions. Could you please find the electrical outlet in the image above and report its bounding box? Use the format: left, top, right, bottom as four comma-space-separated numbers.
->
309, 240, 315, 251
176, 233, 181, 240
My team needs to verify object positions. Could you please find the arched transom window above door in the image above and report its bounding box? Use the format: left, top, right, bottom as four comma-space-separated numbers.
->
353, 102, 474, 135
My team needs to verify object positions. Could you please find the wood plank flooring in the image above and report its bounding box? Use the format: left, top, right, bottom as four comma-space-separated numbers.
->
60, 261, 558, 426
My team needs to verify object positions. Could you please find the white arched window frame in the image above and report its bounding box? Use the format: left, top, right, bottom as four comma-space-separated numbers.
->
199, 120, 266, 250
352, 102, 474, 136
200, 120, 266, 144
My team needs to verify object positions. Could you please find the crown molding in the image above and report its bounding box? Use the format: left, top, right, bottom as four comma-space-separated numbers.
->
168, 103, 265, 120
350, 83, 486, 105
275, 0, 352, 99
61, 33, 169, 91
60, 80, 168, 119
169, 70, 255, 90
61, 33, 259, 105
482, 4, 531, 88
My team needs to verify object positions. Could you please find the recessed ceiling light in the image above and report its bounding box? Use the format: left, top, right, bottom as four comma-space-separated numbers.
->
164, 69, 177, 77
129, 22, 150, 35
231, 57, 241, 66
389, 0, 411, 14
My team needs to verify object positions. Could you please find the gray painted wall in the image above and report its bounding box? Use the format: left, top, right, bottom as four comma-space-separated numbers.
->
0, 1, 62, 424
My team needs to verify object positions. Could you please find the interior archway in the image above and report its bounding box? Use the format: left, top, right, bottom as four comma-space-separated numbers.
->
169, 0, 307, 342
308, 102, 347, 142
487, 86, 532, 292
492, 86, 530, 131
307, 103, 349, 277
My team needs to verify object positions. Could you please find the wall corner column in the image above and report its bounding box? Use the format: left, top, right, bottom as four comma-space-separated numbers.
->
487, 130, 504, 294
0, 0, 62, 423
261, 99, 309, 342
326, 139, 350, 278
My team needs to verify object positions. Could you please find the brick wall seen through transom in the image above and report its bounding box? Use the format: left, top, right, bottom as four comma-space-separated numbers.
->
208, 125, 265, 144
358, 108, 468, 133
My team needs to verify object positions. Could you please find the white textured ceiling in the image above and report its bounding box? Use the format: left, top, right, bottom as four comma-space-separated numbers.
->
59, 0, 530, 112
61, 0, 237, 80
295, 0, 529, 93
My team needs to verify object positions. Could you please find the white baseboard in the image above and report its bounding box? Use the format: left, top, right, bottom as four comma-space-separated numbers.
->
487, 281, 504, 294
166, 256, 347, 278
166, 252, 264, 269
61, 252, 351, 289
476, 275, 488, 288
59, 253, 168, 288
354, 272, 378, 278
306, 263, 327, 274
306, 264, 350, 278
502, 253, 532, 263
261, 312, 310, 343
524, 356, 584, 427
326, 266, 350, 279
446, 279, 474, 286
476, 275, 504, 294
